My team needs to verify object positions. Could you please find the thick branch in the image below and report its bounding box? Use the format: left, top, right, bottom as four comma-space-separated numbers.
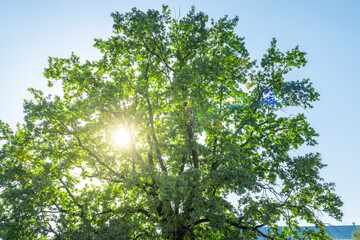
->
142, 40, 174, 72
57, 179, 86, 219
210, 84, 225, 171
130, 141, 144, 163
194, 218, 211, 226
179, 155, 186, 174
226, 219, 272, 239
184, 101, 199, 169
58, 178, 83, 210
147, 134, 154, 165
144, 67, 167, 172
96, 207, 152, 219
186, 120, 199, 168
47, 222, 59, 237
136, 183, 158, 197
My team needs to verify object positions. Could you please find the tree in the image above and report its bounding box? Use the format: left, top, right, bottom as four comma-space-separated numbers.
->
353, 227, 360, 240
0, 6, 342, 240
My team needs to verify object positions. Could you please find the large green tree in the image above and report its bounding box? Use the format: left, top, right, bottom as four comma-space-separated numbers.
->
353, 227, 360, 240
0, 6, 342, 240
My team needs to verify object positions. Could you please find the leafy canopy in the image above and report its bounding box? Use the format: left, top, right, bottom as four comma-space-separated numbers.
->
353, 227, 360, 240
0, 6, 342, 240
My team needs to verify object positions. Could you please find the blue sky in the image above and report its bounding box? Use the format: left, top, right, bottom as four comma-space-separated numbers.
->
0, 0, 359, 226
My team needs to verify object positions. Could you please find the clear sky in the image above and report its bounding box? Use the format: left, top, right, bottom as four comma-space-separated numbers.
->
1, 0, 359, 226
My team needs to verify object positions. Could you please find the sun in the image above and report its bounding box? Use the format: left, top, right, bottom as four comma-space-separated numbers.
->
112, 127, 131, 146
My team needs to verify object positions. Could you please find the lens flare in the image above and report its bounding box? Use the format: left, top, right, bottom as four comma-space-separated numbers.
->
112, 127, 131, 146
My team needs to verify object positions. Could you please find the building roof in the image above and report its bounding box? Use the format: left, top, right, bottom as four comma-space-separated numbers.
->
258, 224, 359, 239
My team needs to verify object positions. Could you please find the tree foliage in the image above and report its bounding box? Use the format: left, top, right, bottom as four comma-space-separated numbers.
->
0, 6, 342, 239
353, 227, 360, 240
